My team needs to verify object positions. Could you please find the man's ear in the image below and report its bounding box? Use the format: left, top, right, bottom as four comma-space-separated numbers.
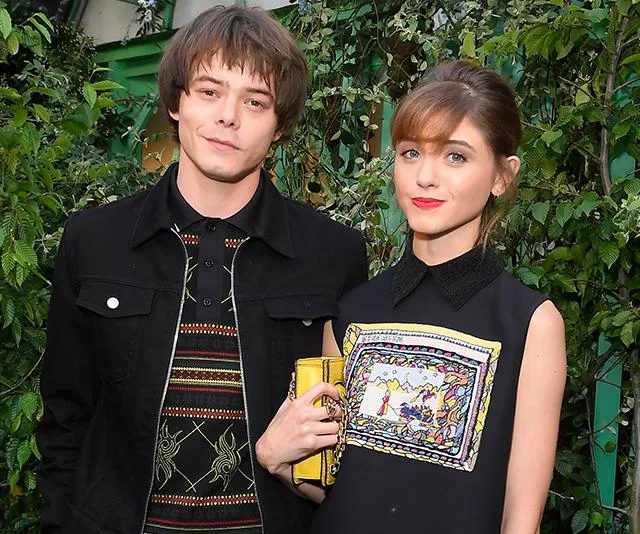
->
169, 108, 179, 122
492, 155, 520, 196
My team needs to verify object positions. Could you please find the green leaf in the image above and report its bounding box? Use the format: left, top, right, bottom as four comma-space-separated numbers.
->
582, 8, 608, 23
82, 84, 97, 108
621, 320, 637, 347
612, 310, 635, 328
571, 509, 588, 533
575, 192, 599, 217
531, 201, 550, 224
523, 26, 554, 58
1, 248, 16, 274
11, 412, 22, 433
599, 242, 619, 269
575, 83, 591, 106
20, 392, 39, 421
6, 31, 19, 55
33, 12, 54, 31
14, 240, 38, 267
624, 179, 640, 198
12, 318, 22, 344
8, 469, 19, 486
12, 106, 27, 127
0, 7, 12, 39
554, 450, 574, 476
555, 204, 573, 227
0, 87, 21, 101
29, 18, 51, 43
89, 80, 124, 92
621, 53, 640, 66
461, 32, 476, 58
612, 122, 630, 141
33, 104, 50, 123
29, 435, 41, 460
25, 470, 37, 490
540, 130, 562, 146
514, 267, 541, 287
16, 439, 31, 468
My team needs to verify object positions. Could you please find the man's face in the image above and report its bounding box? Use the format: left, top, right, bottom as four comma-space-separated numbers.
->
169, 54, 280, 184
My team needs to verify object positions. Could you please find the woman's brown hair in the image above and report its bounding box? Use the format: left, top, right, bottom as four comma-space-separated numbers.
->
158, 5, 307, 142
391, 60, 522, 245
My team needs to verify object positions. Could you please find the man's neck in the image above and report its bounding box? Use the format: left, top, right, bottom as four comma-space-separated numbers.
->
175, 162, 261, 219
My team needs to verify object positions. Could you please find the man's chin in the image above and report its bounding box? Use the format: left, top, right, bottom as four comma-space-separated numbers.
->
199, 165, 256, 184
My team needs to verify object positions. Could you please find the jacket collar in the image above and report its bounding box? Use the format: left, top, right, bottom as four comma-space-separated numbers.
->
129, 163, 295, 258
391, 241, 504, 310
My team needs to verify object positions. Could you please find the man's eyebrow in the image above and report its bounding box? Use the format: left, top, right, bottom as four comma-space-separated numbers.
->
192, 75, 274, 100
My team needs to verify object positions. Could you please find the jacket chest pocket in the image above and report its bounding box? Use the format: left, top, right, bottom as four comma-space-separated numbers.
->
76, 280, 154, 385
265, 295, 338, 361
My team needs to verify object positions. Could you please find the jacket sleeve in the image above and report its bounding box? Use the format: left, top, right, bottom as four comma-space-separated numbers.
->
342, 230, 368, 295
36, 218, 99, 533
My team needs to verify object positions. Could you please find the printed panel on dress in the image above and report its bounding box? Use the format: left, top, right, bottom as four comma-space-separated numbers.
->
343, 322, 501, 471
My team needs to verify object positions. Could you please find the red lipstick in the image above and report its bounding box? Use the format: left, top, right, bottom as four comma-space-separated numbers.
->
411, 197, 446, 209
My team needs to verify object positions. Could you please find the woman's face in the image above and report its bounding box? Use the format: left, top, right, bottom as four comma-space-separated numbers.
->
393, 116, 517, 247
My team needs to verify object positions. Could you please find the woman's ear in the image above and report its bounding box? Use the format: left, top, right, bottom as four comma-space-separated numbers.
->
492, 155, 520, 197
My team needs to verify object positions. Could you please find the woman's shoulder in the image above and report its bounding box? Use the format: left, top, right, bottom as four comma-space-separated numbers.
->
339, 265, 395, 309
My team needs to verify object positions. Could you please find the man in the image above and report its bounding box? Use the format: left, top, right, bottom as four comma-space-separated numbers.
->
36, 6, 367, 533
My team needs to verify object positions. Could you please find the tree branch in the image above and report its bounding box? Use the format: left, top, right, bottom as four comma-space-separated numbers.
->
613, 76, 640, 95
600, 16, 629, 196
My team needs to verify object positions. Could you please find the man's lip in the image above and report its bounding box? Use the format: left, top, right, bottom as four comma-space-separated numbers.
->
411, 197, 446, 209
205, 137, 240, 150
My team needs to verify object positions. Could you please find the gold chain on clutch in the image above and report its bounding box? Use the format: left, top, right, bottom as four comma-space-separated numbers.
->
288, 376, 347, 476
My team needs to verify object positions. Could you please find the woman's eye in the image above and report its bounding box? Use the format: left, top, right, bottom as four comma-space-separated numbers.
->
447, 152, 466, 163
401, 148, 420, 160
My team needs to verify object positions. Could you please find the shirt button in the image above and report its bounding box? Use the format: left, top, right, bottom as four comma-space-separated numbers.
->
106, 297, 119, 310
302, 319, 313, 327
204, 258, 214, 268
206, 221, 217, 232
203, 297, 213, 307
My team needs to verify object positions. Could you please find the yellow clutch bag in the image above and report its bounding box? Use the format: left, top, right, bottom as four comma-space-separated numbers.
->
289, 356, 347, 486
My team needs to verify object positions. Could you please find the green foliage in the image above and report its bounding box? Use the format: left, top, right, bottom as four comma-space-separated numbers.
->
0, 0, 638, 531
0, 5, 155, 531
275, 0, 640, 531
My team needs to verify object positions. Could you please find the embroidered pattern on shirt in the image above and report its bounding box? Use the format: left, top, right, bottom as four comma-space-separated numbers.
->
179, 323, 237, 336
181, 234, 201, 246
343, 322, 501, 472
225, 238, 244, 248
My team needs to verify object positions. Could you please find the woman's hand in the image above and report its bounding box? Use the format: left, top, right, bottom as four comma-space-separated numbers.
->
256, 380, 342, 480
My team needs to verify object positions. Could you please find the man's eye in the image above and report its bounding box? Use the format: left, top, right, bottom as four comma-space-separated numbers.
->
248, 100, 264, 108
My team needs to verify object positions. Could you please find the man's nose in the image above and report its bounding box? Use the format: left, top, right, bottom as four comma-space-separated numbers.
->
216, 96, 239, 128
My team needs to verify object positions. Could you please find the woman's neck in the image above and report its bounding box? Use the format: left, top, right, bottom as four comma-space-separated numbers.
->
411, 225, 480, 266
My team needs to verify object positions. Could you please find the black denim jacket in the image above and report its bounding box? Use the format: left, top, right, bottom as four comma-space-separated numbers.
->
36, 170, 367, 534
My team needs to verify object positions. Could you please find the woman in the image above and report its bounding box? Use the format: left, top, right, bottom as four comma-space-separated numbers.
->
256, 60, 566, 533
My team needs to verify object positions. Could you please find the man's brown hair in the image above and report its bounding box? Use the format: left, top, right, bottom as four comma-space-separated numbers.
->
158, 5, 307, 141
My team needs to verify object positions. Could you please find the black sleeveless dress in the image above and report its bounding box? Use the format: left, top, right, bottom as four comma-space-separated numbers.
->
311, 245, 548, 534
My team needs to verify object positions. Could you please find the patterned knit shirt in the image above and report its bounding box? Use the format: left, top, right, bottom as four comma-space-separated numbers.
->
143, 174, 263, 533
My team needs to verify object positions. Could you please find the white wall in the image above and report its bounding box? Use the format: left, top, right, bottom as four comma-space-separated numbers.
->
80, 0, 140, 44
79, 0, 294, 45
173, 0, 292, 29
